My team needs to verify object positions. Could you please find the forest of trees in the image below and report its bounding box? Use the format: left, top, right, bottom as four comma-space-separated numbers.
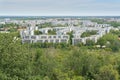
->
91, 19, 120, 27
0, 30, 120, 80
36, 22, 68, 28
0, 23, 20, 32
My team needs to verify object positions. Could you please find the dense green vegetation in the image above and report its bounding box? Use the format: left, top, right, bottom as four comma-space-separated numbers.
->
67, 31, 74, 45
97, 30, 120, 52
34, 30, 42, 35
0, 30, 120, 80
48, 30, 56, 35
37, 22, 53, 28
91, 19, 120, 27
0, 23, 19, 32
91, 19, 105, 24
81, 30, 97, 38
36, 22, 68, 28
0, 23, 19, 28
108, 21, 120, 27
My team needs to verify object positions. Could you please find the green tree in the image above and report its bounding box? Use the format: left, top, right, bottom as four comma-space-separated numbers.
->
34, 30, 42, 35
81, 30, 97, 38
48, 30, 56, 35
67, 31, 73, 45
85, 40, 95, 46
97, 38, 106, 46
95, 65, 119, 80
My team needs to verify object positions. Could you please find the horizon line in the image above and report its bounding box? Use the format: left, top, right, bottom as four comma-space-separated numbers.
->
0, 15, 120, 17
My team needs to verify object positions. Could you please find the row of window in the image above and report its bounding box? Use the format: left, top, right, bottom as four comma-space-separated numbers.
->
23, 39, 68, 43
23, 35, 69, 39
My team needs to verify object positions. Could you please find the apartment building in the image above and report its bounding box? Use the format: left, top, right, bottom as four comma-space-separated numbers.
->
20, 20, 112, 45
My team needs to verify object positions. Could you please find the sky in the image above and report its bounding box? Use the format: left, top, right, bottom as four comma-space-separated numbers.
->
0, 0, 120, 16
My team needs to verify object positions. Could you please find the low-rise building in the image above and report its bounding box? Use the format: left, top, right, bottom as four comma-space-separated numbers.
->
20, 20, 112, 45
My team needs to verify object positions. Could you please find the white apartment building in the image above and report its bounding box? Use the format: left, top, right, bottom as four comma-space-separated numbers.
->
22, 35, 69, 43
20, 26, 69, 44
20, 20, 112, 45
72, 26, 112, 45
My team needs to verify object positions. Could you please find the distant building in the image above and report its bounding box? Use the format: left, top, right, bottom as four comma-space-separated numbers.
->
20, 20, 112, 45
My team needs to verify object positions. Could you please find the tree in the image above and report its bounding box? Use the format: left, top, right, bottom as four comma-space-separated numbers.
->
85, 40, 95, 46
64, 49, 100, 80
0, 70, 7, 80
48, 30, 56, 35
81, 30, 97, 38
97, 38, 106, 46
67, 31, 73, 45
109, 40, 120, 52
34, 30, 42, 35
95, 65, 119, 80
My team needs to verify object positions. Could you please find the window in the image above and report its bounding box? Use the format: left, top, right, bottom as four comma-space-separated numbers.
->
53, 36, 56, 38
58, 36, 61, 38
63, 36, 68, 38
45, 40, 48, 42
23, 40, 31, 43
25, 36, 29, 39
37, 40, 43, 43
49, 36, 52, 38
41, 36, 47, 39
31, 36, 36, 39
61, 39, 67, 42
56, 39, 59, 43
50, 40, 54, 43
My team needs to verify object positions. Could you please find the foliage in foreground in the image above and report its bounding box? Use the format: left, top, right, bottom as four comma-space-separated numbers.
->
0, 32, 120, 80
